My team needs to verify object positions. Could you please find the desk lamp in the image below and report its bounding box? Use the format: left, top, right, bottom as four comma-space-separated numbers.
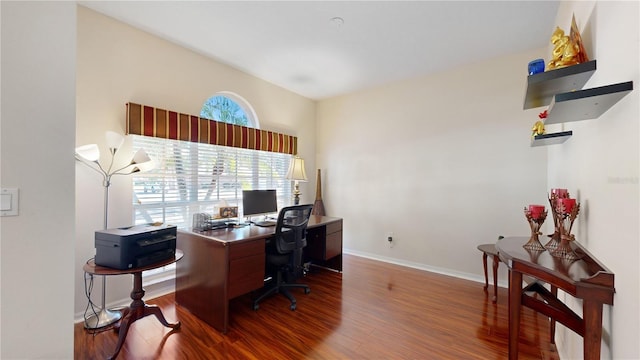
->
286, 155, 307, 205
76, 131, 154, 329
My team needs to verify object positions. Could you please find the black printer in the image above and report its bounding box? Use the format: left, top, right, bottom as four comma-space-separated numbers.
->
95, 223, 177, 270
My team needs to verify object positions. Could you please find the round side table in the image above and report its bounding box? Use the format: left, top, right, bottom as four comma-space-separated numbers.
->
83, 250, 183, 360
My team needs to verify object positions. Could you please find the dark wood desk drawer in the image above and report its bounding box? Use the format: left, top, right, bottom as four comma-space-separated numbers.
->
325, 231, 342, 259
228, 254, 264, 299
229, 240, 264, 260
228, 239, 265, 299
306, 227, 342, 261
326, 220, 342, 234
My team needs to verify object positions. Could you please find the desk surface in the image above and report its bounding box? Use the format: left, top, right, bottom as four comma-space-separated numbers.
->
179, 215, 342, 244
496, 236, 614, 301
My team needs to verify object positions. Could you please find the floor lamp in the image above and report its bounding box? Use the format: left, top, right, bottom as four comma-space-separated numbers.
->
76, 131, 153, 329
286, 155, 307, 205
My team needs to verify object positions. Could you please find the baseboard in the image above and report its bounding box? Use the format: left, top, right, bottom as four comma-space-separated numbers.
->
343, 248, 507, 288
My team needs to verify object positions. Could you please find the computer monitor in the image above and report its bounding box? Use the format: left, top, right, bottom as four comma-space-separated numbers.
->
242, 189, 278, 218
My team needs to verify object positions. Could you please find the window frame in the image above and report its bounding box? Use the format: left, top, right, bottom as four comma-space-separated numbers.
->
132, 94, 292, 284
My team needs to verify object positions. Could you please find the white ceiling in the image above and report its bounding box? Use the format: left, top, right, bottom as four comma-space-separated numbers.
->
80, 1, 560, 100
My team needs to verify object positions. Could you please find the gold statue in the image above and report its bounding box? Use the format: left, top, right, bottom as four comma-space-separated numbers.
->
532, 121, 545, 137
532, 110, 547, 137
547, 15, 589, 70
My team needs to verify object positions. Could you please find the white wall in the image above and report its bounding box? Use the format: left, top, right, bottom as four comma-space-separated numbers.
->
316, 49, 548, 280
317, 1, 639, 358
75, 6, 317, 316
547, 2, 639, 359
0, 2, 76, 358
1, 1, 635, 358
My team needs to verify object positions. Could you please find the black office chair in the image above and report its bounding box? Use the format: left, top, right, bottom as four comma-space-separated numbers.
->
253, 204, 314, 311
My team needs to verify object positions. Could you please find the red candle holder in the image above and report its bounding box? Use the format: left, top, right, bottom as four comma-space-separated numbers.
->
550, 198, 581, 261
545, 189, 569, 250
523, 205, 547, 251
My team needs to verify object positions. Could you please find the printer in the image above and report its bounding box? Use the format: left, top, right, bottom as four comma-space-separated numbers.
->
95, 223, 177, 270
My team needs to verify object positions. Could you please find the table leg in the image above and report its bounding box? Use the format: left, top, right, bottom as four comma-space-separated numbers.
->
482, 252, 489, 291
491, 254, 499, 303
508, 269, 523, 360
108, 309, 133, 360
583, 299, 603, 360
550, 285, 557, 344
107, 272, 181, 360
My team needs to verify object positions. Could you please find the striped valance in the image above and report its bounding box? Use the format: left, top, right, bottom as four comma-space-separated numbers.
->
126, 102, 297, 155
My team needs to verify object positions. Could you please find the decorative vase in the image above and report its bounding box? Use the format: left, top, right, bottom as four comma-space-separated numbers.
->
311, 169, 326, 216
545, 189, 568, 250
523, 205, 547, 251
550, 198, 581, 261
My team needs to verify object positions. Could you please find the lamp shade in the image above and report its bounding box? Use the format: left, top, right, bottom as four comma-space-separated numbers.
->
105, 131, 125, 151
132, 148, 152, 165
286, 156, 308, 181
129, 148, 154, 173
75, 144, 100, 162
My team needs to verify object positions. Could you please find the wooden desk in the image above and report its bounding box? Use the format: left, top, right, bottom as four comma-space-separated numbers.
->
84, 250, 183, 360
496, 237, 614, 360
175, 216, 342, 333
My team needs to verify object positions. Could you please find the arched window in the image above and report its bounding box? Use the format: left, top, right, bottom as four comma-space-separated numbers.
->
200, 92, 259, 128
131, 94, 292, 283
132, 94, 291, 231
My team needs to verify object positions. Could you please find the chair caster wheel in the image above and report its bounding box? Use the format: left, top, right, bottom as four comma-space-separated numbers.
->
253, 304, 259, 311
304, 288, 310, 294
290, 303, 296, 311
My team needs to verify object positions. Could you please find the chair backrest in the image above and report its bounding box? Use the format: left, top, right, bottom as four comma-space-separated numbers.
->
273, 204, 314, 255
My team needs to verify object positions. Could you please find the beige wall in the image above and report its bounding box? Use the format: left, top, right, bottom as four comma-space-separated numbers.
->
75, 6, 316, 316
316, 2, 639, 358
548, 2, 639, 359
0, 2, 76, 358
316, 49, 548, 278
1, 1, 636, 358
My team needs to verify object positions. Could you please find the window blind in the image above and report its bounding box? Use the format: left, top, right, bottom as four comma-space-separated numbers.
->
131, 135, 292, 229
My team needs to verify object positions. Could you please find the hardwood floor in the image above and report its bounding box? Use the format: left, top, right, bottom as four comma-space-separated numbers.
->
75, 254, 559, 359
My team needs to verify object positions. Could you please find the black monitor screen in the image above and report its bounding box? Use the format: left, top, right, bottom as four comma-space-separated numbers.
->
242, 190, 278, 217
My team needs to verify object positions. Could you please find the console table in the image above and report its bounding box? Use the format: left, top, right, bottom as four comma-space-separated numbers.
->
175, 215, 342, 333
477, 243, 500, 303
83, 250, 183, 360
496, 237, 614, 360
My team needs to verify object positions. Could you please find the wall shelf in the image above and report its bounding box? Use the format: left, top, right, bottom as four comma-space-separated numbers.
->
531, 131, 573, 147
544, 81, 633, 125
523, 60, 597, 109
523, 59, 633, 147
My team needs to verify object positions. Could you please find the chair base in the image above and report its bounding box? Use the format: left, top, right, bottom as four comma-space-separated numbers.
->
253, 277, 310, 311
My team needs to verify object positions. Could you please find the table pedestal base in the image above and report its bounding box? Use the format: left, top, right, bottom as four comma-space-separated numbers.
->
108, 272, 181, 360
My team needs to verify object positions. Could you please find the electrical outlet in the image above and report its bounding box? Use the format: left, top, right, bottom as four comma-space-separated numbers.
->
386, 232, 394, 248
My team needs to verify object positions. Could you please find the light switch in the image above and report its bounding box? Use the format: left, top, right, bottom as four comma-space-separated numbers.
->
1, 194, 11, 210
1, 188, 19, 216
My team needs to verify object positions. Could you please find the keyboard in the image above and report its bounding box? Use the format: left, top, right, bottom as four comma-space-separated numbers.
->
254, 220, 276, 227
